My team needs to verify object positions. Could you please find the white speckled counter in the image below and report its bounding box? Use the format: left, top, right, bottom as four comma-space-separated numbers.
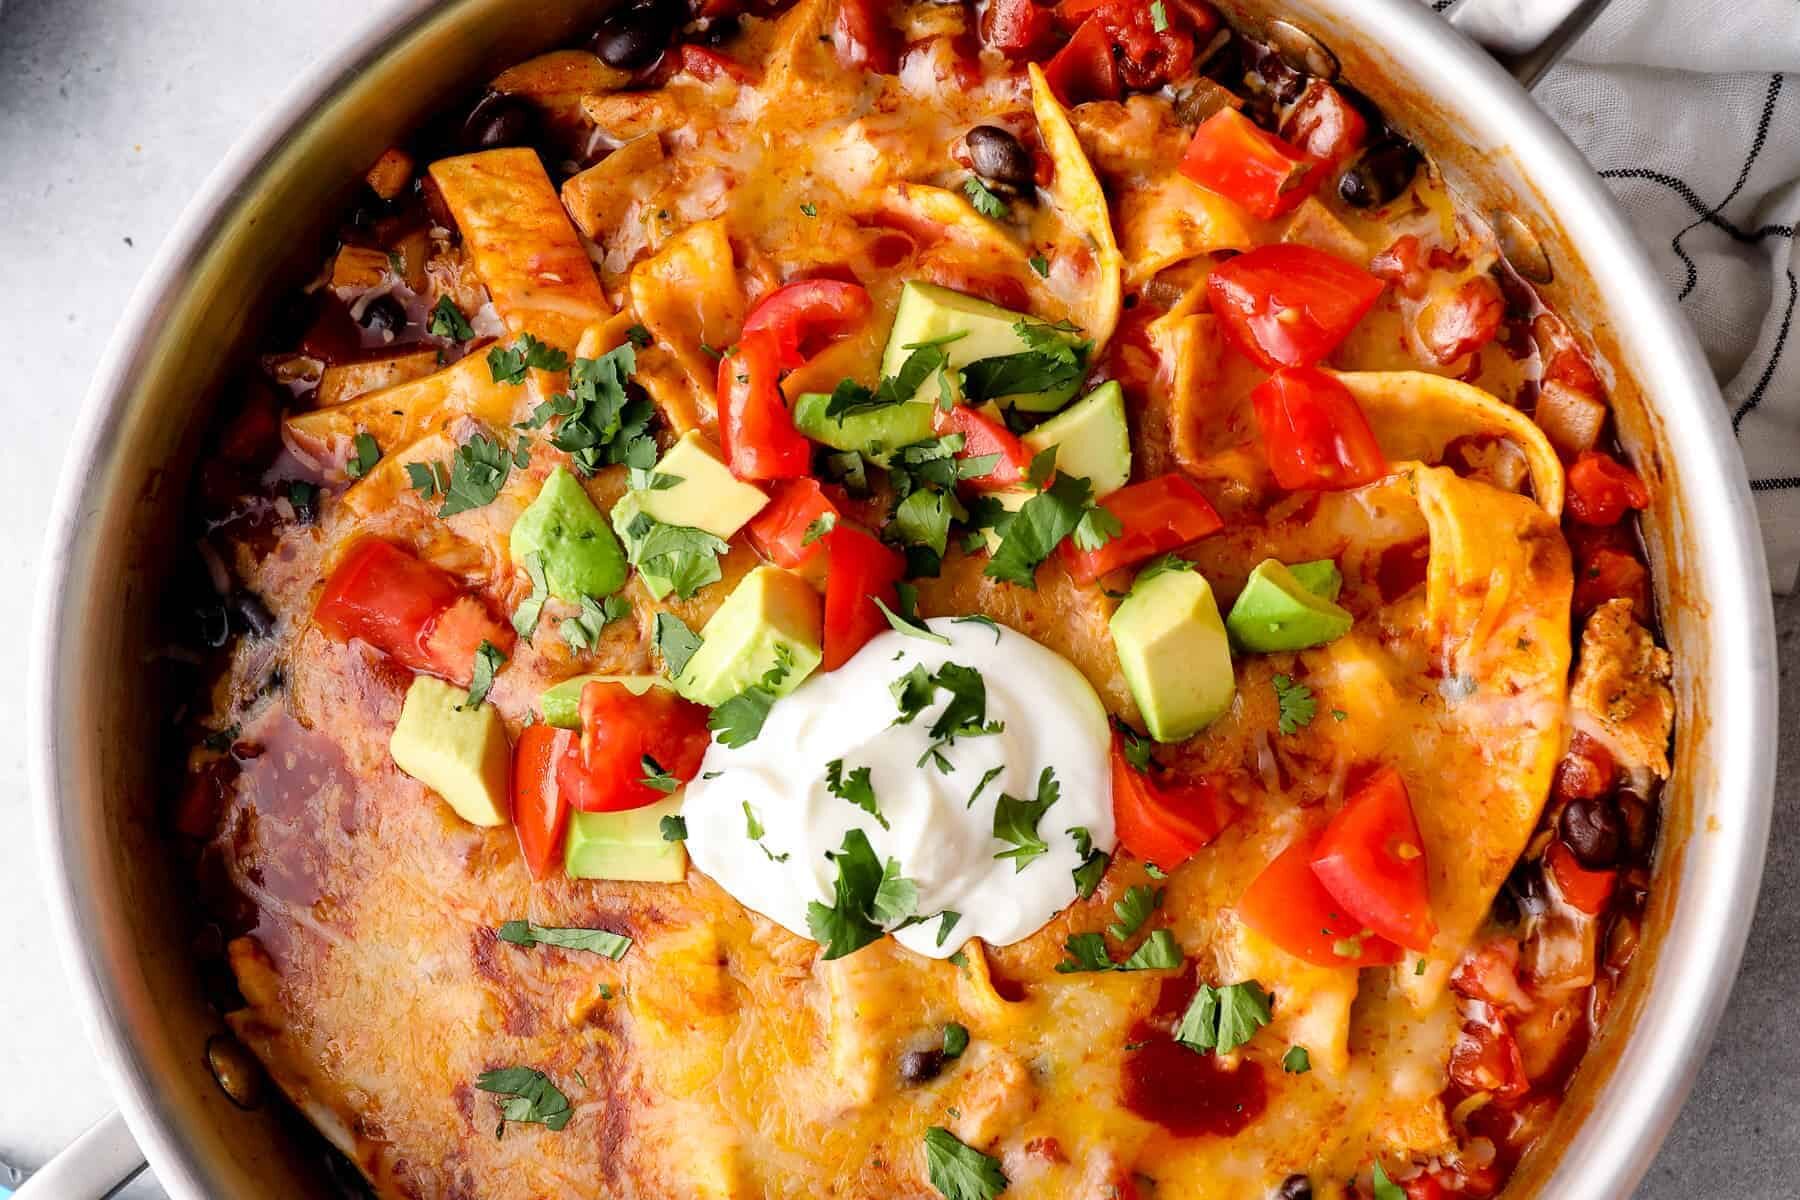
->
0, 1, 1794, 1195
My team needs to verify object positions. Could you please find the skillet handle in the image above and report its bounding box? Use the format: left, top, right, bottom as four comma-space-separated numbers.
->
12, 1110, 148, 1200
1444, 0, 1615, 88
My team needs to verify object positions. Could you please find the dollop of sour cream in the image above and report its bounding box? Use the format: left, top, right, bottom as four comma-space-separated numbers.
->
683, 619, 1113, 958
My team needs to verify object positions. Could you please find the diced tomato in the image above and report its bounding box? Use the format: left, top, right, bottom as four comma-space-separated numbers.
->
556, 681, 712, 814
1250, 367, 1389, 491
1566, 450, 1650, 526
1179, 108, 1320, 220
1280, 80, 1369, 167
1061, 474, 1223, 583
679, 44, 756, 84
1553, 731, 1617, 802
833, 0, 898, 73
933, 405, 1033, 490
1056, 0, 1209, 92
1239, 835, 1404, 968
1573, 546, 1649, 617
747, 477, 842, 571
1403, 1175, 1453, 1200
313, 539, 512, 685
717, 330, 811, 481
1207, 242, 1385, 369
1369, 234, 1429, 299
512, 724, 573, 879
1448, 1020, 1530, 1100
1418, 275, 1505, 366
1110, 739, 1233, 869
741, 278, 873, 371
1309, 767, 1437, 953
1041, 16, 1119, 106
981, 0, 1055, 58
822, 524, 906, 670
1544, 840, 1616, 915
1451, 938, 1533, 1014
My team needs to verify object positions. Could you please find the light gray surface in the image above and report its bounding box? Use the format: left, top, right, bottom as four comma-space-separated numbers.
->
0, 0, 1792, 1196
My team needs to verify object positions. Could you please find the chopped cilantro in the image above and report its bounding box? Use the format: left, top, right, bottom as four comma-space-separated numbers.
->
1118, 928, 1184, 970
993, 767, 1059, 871
346, 431, 381, 479
619, 511, 730, 600
487, 333, 569, 385
511, 553, 550, 638
1133, 553, 1193, 584
1028, 253, 1050, 277
708, 646, 794, 748
521, 343, 656, 475
942, 1022, 970, 1060
560, 593, 631, 652
464, 640, 505, 708
872, 857, 919, 924
1282, 1045, 1311, 1074
937, 911, 962, 947
420, 431, 512, 517
826, 758, 887, 829
925, 1127, 1007, 1200
802, 513, 837, 545
959, 320, 1090, 405
891, 487, 966, 559
660, 814, 688, 842
805, 827, 888, 959
874, 595, 949, 647
951, 614, 1002, 642
1069, 825, 1110, 899
962, 176, 1009, 219
967, 765, 1004, 808
497, 920, 631, 959
653, 611, 702, 676
475, 1067, 572, 1137
1174, 980, 1272, 1055
1273, 674, 1317, 734
1056, 927, 1183, 973
799, 201, 818, 217
1117, 723, 1154, 772
625, 323, 652, 348
825, 342, 950, 423
985, 472, 1102, 588
427, 295, 473, 340
1107, 884, 1162, 941
1371, 1162, 1405, 1200
640, 755, 679, 794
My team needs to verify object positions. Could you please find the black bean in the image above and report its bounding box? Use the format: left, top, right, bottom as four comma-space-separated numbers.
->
1560, 796, 1625, 869
358, 294, 407, 335
1275, 1174, 1313, 1200
230, 592, 277, 640
194, 600, 232, 650
1338, 138, 1422, 209
461, 91, 539, 152
965, 126, 1035, 194
1616, 789, 1659, 862
898, 1047, 945, 1084
592, 0, 685, 71
1500, 858, 1549, 922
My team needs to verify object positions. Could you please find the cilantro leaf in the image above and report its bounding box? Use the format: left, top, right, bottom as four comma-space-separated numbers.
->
805, 827, 887, 959
1371, 1162, 1405, 1200
874, 594, 949, 647
1107, 884, 1162, 941
872, 857, 919, 925
620, 511, 731, 600
640, 755, 679, 794
708, 647, 794, 748
1053, 931, 1116, 973
560, 593, 631, 652
497, 920, 631, 959
924, 1126, 1008, 1200
937, 910, 962, 947
512, 552, 550, 638
1282, 1045, 1311, 1074
803, 513, 837, 545
1133, 553, 1193, 585
943, 1023, 970, 1059
891, 487, 965, 558
525, 343, 656, 475
488, 333, 569, 386
958, 322, 1090, 405
1273, 674, 1317, 735
952, 614, 1002, 642
992, 767, 1059, 871
1028, 253, 1049, 278
464, 640, 506, 708
962, 176, 1009, 219
346, 431, 381, 479
1072, 844, 1111, 900
1174, 980, 1272, 1055
474, 1067, 572, 1135
660, 814, 688, 842
1117, 723, 1154, 772
1072, 502, 1123, 552
1117, 928, 1184, 970
653, 612, 702, 676
406, 459, 449, 500
985, 472, 1098, 588
427, 295, 474, 340
967, 765, 1003, 808
431, 431, 512, 517
826, 758, 888, 829
825, 342, 950, 423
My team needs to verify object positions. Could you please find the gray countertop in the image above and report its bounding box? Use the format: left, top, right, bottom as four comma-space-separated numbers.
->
0, 0, 1794, 1195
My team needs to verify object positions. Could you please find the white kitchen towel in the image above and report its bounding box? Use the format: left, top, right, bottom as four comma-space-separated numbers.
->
1439, 0, 1800, 588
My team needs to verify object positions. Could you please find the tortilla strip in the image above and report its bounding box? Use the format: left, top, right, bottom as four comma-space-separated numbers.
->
1335, 370, 1566, 517
285, 351, 525, 475
1028, 64, 1124, 354
627, 218, 746, 403
427, 147, 610, 352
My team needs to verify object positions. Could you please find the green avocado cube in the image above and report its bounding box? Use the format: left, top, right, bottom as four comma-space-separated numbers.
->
564, 795, 688, 882
637, 431, 769, 540
1111, 566, 1236, 743
538, 674, 670, 729
1287, 558, 1343, 603
674, 565, 822, 706
791, 391, 937, 463
1226, 559, 1354, 653
388, 677, 511, 826
511, 466, 627, 602
1021, 380, 1132, 496
882, 281, 1083, 413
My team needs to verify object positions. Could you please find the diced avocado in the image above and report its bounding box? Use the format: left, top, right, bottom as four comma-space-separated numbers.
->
638, 431, 769, 539
389, 676, 511, 826
1287, 558, 1343, 603
565, 795, 688, 882
511, 465, 627, 601
539, 674, 670, 729
1110, 567, 1236, 742
883, 281, 1083, 413
674, 565, 823, 705
1226, 559, 1354, 653
791, 391, 936, 462
1022, 381, 1131, 496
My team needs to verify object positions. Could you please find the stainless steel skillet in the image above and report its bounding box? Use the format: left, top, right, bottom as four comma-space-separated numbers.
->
26, 0, 1775, 1195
